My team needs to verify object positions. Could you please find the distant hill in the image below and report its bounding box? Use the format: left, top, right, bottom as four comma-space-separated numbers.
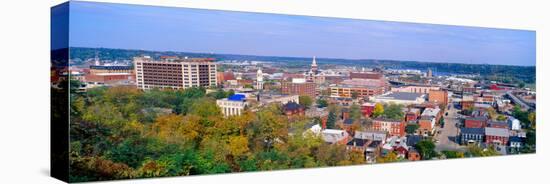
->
67, 47, 535, 84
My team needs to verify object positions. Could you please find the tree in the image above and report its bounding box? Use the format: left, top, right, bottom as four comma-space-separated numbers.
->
326, 110, 337, 129
415, 140, 437, 160
376, 151, 398, 163
383, 103, 404, 120
466, 145, 499, 157
486, 107, 497, 120
405, 124, 419, 134
228, 136, 249, 157
528, 112, 536, 129
189, 98, 221, 119
316, 99, 328, 108
351, 91, 359, 99
441, 150, 464, 159
372, 103, 384, 118
299, 95, 313, 109
496, 115, 507, 121
350, 104, 362, 120
348, 150, 366, 165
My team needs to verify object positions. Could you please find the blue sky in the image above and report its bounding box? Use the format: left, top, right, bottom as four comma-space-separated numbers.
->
68, 1, 536, 66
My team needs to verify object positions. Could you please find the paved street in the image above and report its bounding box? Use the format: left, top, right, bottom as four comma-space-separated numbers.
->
434, 101, 466, 152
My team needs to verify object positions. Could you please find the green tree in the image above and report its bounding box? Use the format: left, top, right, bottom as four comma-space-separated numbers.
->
350, 104, 362, 120
383, 103, 404, 120
299, 95, 313, 109
467, 145, 500, 157
405, 124, 419, 134
441, 150, 464, 159
326, 110, 337, 129
189, 98, 221, 119
316, 99, 328, 108
415, 140, 438, 160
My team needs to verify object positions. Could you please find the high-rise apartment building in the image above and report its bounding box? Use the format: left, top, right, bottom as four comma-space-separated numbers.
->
134, 56, 217, 90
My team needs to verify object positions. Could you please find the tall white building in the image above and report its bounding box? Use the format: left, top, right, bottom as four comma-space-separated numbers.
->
256, 68, 264, 90
134, 56, 217, 90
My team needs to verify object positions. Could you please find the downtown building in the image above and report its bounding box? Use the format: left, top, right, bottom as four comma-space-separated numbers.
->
281, 78, 317, 98
134, 56, 217, 90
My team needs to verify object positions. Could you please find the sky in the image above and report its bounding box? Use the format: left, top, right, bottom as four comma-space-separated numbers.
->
68, 1, 536, 66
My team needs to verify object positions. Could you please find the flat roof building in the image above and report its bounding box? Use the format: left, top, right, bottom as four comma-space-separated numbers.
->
134, 56, 217, 90
371, 92, 426, 105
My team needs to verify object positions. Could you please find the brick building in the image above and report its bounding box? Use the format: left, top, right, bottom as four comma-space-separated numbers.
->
429, 90, 448, 105
281, 78, 316, 98
372, 118, 406, 137
485, 127, 510, 146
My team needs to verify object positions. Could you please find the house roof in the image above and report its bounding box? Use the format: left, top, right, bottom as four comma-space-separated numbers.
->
406, 135, 422, 146
487, 121, 508, 127
228, 94, 246, 101
346, 138, 369, 147
322, 129, 348, 143
283, 102, 304, 111
421, 108, 440, 117
509, 136, 524, 142
485, 127, 510, 137
373, 118, 402, 123
368, 140, 382, 148
465, 116, 488, 122
344, 118, 354, 125
354, 130, 387, 141
460, 127, 485, 135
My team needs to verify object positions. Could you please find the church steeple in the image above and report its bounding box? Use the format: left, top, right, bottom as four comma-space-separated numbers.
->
310, 56, 318, 74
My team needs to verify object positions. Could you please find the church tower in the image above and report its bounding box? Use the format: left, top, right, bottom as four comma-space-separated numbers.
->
256, 68, 264, 90
310, 56, 318, 74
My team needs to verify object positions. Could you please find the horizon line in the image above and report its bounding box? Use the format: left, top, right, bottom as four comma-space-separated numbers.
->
66, 46, 536, 67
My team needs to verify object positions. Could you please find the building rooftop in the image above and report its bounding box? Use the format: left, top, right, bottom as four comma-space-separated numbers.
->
322, 129, 348, 143
354, 130, 387, 141
406, 135, 422, 146
460, 127, 485, 135
485, 127, 510, 137
487, 121, 508, 128
346, 138, 369, 147
228, 94, 246, 101
377, 92, 425, 101
283, 102, 304, 111
90, 65, 133, 70
421, 108, 440, 117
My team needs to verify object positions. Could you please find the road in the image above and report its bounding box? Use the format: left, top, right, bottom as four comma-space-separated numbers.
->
434, 101, 466, 152
506, 91, 535, 110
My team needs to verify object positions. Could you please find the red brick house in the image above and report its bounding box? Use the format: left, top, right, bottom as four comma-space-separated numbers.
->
282, 102, 305, 117
372, 118, 406, 137
405, 108, 421, 122
485, 127, 510, 146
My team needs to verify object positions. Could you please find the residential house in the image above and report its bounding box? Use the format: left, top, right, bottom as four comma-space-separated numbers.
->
460, 127, 485, 145
321, 129, 350, 144
485, 127, 510, 146
373, 118, 406, 137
